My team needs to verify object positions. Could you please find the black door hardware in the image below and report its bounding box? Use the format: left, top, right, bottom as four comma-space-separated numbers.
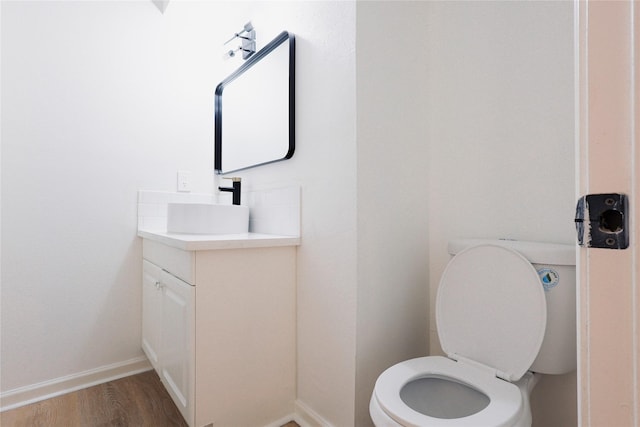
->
575, 193, 629, 249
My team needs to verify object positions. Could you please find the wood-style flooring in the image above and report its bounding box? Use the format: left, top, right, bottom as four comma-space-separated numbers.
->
1, 370, 300, 427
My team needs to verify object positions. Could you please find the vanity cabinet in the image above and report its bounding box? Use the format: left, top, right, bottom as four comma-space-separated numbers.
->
141, 238, 296, 427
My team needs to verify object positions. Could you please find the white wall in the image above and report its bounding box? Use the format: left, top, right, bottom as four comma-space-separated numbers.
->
2, 4, 358, 426
1, 1, 182, 393
355, 3, 430, 426
424, 2, 577, 426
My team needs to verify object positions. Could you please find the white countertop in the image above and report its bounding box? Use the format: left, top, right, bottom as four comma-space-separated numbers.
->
138, 229, 300, 251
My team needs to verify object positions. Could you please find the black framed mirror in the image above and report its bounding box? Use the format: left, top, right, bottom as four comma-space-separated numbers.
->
215, 31, 295, 174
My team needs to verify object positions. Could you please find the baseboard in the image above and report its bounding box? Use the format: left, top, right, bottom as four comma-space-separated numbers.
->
0, 356, 152, 412
263, 413, 299, 427
293, 400, 335, 427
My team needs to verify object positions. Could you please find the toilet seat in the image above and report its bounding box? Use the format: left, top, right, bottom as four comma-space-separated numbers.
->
374, 356, 524, 427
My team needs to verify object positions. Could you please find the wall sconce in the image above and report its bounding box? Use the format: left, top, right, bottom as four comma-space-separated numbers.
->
223, 22, 256, 60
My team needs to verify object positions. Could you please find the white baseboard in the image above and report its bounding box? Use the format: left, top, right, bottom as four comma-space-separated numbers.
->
263, 413, 299, 427
0, 356, 152, 412
293, 400, 335, 427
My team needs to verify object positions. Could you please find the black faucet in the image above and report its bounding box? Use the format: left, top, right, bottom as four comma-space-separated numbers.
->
218, 177, 242, 205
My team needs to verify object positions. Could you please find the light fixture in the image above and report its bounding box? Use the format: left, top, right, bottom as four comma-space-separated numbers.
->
223, 22, 256, 60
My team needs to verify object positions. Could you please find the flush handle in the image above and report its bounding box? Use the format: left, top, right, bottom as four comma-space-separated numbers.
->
575, 193, 629, 249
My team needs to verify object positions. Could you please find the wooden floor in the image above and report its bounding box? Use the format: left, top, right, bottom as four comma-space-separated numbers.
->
1, 370, 300, 427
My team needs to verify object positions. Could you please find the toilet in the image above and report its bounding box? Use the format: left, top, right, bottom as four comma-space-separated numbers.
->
370, 239, 576, 427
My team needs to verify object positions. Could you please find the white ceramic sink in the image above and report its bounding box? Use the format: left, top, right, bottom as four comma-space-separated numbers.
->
167, 203, 249, 234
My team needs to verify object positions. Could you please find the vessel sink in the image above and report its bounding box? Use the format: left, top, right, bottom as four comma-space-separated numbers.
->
167, 203, 249, 234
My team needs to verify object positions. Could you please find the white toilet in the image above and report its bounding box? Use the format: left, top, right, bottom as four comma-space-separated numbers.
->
370, 239, 576, 427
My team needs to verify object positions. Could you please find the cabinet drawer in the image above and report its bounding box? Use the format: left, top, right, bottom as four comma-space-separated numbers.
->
143, 239, 195, 284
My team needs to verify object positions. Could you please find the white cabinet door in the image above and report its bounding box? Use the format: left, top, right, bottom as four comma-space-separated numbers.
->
142, 260, 163, 371
160, 269, 195, 425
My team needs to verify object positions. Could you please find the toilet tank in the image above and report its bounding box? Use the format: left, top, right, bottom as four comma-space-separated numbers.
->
448, 239, 576, 375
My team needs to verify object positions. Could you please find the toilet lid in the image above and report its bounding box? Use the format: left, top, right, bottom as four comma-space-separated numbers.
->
436, 244, 546, 382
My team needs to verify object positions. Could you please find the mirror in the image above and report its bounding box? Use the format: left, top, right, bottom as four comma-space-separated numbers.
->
215, 31, 295, 174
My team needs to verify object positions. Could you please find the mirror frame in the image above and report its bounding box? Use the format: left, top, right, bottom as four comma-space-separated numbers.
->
214, 31, 296, 174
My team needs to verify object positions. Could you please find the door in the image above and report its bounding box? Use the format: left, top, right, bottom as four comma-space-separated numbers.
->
576, 2, 640, 426
159, 269, 195, 425
142, 260, 163, 370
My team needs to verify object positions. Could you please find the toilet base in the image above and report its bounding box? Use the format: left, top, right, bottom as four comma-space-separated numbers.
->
370, 372, 540, 427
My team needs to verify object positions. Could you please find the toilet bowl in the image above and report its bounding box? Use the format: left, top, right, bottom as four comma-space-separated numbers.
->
371, 356, 526, 427
370, 240, 576, 427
